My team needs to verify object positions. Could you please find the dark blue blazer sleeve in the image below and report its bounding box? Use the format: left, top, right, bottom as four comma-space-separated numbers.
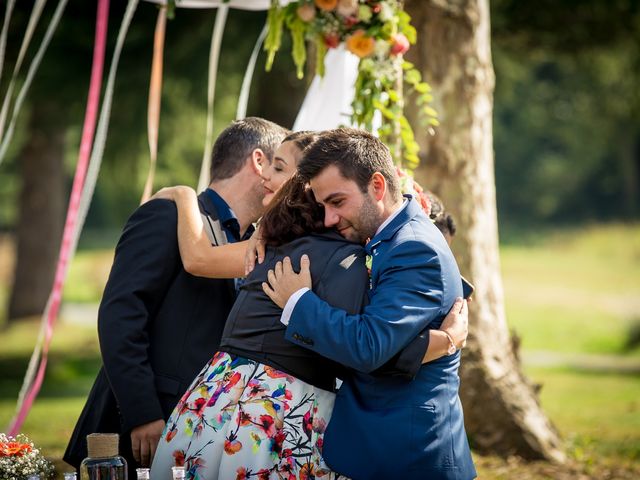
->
285, 238, 445, 373
372, 326, 430, 379
98, 199, 181, 432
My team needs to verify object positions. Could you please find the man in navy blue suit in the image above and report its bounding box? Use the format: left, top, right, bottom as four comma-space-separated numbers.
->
263, 128, 476, 479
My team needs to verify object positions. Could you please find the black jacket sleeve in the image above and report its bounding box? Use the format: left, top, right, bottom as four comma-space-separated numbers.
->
97, 199, 181, 432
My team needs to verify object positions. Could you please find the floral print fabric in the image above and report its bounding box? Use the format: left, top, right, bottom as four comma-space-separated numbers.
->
151, 352, 343, 480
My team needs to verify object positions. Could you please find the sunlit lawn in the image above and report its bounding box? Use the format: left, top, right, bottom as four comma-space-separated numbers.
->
501, 223, 640, 356
0, 223, 639, 478
528, 366, 640, 458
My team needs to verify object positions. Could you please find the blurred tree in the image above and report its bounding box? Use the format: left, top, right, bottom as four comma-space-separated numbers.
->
491, 0, 640, 226
407, 0, 565, 461
7, 100, 64, 320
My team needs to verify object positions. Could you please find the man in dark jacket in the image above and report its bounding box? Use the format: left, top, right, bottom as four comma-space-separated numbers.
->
64, 117, 288, 476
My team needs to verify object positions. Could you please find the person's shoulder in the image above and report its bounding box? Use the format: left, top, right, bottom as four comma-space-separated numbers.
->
310, 231, 365, 253
394, 212, 442, 244
118, 200, 180, 242
126, 199, 178, 225
378, 217, 444, 264
137, 198, 178, 215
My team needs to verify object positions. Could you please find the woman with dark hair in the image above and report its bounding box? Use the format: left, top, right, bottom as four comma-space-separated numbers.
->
150, 174, 368, 479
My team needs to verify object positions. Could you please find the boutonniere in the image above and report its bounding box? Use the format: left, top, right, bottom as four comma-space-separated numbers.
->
365, 254, 373, 289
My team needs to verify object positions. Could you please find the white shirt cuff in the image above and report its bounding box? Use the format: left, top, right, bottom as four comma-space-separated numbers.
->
280, 287, 309, 326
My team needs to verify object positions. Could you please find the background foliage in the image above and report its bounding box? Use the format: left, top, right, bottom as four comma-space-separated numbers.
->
0, 0, 638, 235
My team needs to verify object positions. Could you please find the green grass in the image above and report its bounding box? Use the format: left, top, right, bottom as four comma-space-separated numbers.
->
0, 397, 88, 459
0, 321, 99, 471
528, 366, 640, 461
501, 223, 640, 355
62, 250, 114, 304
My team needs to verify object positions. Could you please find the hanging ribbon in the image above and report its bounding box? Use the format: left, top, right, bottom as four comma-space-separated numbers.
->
140, 5, 166, 203
7, 0, 141, 435
0, 0, 17, 88
236, 23, 266, 120
0, 0, 65, 166
0, 0, 47, 145
197, 4, 229, 192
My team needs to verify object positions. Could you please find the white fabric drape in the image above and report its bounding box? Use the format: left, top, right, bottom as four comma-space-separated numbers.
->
293, 46, 360, 131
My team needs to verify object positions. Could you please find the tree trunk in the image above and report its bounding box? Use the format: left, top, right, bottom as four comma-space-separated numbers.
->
8, 101, 65, 321
405, 0, 565, 462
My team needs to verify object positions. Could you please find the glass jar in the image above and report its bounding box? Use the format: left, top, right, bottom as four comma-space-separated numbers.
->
171, 466, 186, 480
136, 467, 151, 480
80, 433, 127, 480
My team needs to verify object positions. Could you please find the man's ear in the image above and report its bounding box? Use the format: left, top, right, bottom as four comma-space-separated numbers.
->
370, 172, 387, 201
249, 148, 266, 175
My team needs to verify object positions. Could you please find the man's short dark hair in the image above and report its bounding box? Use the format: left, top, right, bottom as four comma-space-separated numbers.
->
297, 128, 400, 199
209, 117, 289, 181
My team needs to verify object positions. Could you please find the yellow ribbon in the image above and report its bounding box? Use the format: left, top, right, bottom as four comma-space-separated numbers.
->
141, 5, 167, 203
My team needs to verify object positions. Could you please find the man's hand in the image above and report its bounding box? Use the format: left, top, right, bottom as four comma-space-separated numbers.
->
245, 225, 266, 275
262, 255, 312, 308
131, 419, 165, 467
441, 297, 468, 349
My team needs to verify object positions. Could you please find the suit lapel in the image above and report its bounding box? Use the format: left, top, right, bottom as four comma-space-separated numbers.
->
366, 195, 421, 254
198, 192, 229, 246
197, 192, 237, 295
365, 195, 424, 291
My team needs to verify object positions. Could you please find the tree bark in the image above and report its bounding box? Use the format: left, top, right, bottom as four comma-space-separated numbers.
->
8, 101, 65, 321
405, 0, 565, 462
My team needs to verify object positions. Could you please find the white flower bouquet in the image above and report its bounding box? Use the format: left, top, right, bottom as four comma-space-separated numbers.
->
0, 433, 54, 480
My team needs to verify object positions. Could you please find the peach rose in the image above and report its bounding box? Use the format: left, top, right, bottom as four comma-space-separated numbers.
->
346, 30, 375, 58
297, 3, 316, 22
390, 33, 410, 56
337, 0, 358, 17
314, 0, 338, 11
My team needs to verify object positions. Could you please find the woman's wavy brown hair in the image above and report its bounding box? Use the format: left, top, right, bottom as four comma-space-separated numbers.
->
259, 172, 327, 246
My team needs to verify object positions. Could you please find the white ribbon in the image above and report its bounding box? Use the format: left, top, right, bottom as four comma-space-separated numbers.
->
0, 0, 16, 89
0, 0, 58, 165
236, 23, 267, 120
197, 4, 229, 191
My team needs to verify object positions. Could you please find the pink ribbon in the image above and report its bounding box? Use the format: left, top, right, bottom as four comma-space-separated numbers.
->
8, 0, 110, 435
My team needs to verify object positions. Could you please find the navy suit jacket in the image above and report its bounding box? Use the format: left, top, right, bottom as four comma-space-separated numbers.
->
285, 197, 476, 479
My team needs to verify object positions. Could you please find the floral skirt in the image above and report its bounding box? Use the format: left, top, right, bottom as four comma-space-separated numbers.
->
151, 351, 344, 480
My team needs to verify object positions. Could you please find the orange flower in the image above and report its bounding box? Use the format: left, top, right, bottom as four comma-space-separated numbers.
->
346, 30, 375, 58
172, 449, 185, 466
0, 441, 32, 457
224, 438, 243, 455
314, 0, 338, 11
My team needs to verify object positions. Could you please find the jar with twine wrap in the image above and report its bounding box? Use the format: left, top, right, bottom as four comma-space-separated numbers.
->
80, 433, 127, 480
